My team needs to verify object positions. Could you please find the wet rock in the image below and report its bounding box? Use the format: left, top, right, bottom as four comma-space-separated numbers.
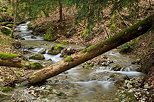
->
47, 44, 64, 55
31, 35, 37, 39
61, 48, 82, 57
110, 73, 128, 81
29, 61, 43, 69
38, 48, 46, 54
112, 64, 122, 71
14, 35, 25, 40
100, 60, 113, 66
39, 59, 53, 67
131, 59, 141, 64
29, 53, 45, 60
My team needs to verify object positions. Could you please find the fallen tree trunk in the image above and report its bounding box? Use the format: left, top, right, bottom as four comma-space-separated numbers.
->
0, 52, 23, 67
28, 14, 154, 84
0, 53, 43, 69
0, 59, 23, 68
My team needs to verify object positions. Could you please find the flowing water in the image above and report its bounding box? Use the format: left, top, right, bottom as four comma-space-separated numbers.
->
1, 22, 144, 102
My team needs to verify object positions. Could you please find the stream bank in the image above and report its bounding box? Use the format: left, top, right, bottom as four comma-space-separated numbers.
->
0, 22, 153, 102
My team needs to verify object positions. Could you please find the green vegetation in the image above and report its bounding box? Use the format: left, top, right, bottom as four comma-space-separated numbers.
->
64, 56, 73, 62
0, 87, 13, 92
54, 44, 64, 50
29, 54, 45, 60
60, 40, 69, 44
6, 24, 13, 28
0, 52, 19, 60
44, 26, 56, 41
47, 44, 64, 55
29, 62, 43, 69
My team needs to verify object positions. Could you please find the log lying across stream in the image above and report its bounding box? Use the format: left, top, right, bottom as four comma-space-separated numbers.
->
28, 14, 154, 84
1, 14, 153, 84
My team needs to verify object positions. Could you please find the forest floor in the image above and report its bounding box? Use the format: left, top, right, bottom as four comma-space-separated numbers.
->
0, 33, 32, 87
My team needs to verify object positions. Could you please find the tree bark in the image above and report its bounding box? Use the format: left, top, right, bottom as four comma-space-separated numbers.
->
10, 0, 17, 38
0, 59, 22, 68
28, 14, 154, 84
58, 0, 63, 22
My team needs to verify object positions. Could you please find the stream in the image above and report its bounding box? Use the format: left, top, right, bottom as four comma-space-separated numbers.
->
1, 22, 144, 102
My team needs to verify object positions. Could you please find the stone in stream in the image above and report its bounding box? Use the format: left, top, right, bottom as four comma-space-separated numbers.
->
60, 48, 82, 57
112, 64, 122, 71
38, 48, 46, 54
47, 44, 64, 55
29, 62, 43, 69
31, 35, 37, 39
29, 53, 45, 60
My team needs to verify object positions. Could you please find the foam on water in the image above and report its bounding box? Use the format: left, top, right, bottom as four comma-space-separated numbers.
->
95, 69, 143, 76
44, 53, 63, 62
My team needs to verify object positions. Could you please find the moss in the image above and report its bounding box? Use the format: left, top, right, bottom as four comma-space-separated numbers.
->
0, 87, 13, 92
60, 40, 69, 44
44, 26, 56, 41
0, 52, 19, 60
54, 44, 64, 50
47, 44, 64, 55
29, 54, 45, 60
6, 24, 13, 28
29, 61, 43, 69
64, 56, 73, 62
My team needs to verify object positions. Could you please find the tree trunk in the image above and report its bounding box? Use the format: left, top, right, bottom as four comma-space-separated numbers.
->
58, 0, 63, 22
11, 0, 17, 38
28, 14, 154, 84
0, 59, 22, 68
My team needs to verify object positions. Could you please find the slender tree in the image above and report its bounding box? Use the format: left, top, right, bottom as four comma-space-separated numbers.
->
10, 0, 17, 38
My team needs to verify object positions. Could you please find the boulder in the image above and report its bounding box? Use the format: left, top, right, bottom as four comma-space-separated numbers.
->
44, 27, 56, 41
112, 64, 122, 71
47, 44, 64, 55
38, 48, 46, 54
61, 48, 82, 57
29, 54, 45, 60
29, 62, 43, 69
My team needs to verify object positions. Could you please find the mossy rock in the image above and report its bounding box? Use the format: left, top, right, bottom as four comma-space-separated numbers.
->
0, 52, 19, 60
1, 27, 11, 36
60, 40, 69, 44
112, 64, 122, 71
29, 61, 43, 69
29, 54, 45, 60
47, 44, 64, 55
44, 26, 56, 41
0, 87, 13, 92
